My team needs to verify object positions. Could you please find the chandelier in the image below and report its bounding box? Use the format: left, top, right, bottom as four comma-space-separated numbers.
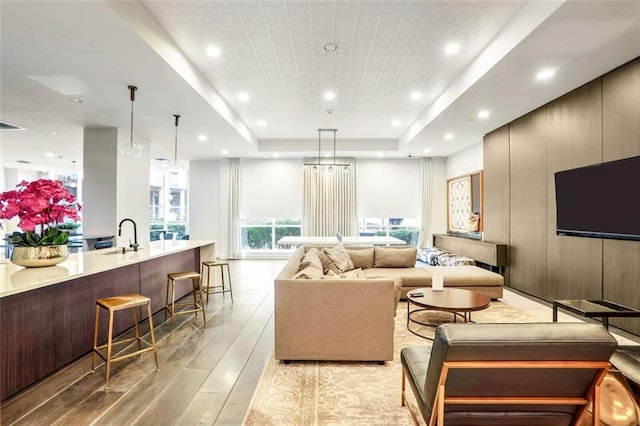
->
304, 128, 350, 171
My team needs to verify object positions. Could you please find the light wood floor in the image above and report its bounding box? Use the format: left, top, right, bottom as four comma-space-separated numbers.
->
1, 259, 286, 426
3, 259, 639, 425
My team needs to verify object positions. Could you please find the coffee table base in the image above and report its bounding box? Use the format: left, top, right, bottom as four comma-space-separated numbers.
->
407, 307, 473, 340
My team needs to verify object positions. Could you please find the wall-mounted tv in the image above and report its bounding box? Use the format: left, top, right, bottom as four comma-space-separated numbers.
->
555, 155, 640, 241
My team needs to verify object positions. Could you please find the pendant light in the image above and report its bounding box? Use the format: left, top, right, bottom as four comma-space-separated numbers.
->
304, 128, 349, 171
173, 114, 181, 165
69, 160, 78, 188
120, 85, 142, 158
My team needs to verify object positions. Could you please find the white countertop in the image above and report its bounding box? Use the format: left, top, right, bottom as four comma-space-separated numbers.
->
276, 235, 408, 246
0, 240, 215, 298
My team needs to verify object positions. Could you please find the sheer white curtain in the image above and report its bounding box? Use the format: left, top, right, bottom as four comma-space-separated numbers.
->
303, 157, 357, 236
418, 157, 434, 248
227, 158, 241, 259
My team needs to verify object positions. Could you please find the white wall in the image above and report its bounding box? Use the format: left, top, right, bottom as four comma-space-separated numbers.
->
83, 127, 150, 249
429, 157, 448, 243
116, 128, 151, 249
83, 128, 118, 241
357, 159, 421, 218
189, 159, 221, 243
445, 142, 483, 178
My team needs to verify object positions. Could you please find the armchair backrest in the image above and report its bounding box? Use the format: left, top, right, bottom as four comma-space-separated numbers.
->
423, 323, 616, 425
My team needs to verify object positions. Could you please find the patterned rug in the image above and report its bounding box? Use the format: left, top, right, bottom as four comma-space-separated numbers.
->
243, 299, 546, 425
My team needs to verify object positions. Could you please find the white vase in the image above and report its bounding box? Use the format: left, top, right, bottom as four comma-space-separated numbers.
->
11, 245, 69, 268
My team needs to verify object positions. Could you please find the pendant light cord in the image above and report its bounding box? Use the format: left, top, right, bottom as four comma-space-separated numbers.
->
174, 114, 181, 165
128, 85, 137, 150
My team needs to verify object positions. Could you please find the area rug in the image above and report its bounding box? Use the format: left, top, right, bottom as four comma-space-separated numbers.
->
242, 299, 547, 425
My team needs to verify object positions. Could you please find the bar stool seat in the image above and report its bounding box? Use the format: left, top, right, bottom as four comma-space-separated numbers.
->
201, 261, 233, 305
92, 293, 159, 390
165, 271, 206, 330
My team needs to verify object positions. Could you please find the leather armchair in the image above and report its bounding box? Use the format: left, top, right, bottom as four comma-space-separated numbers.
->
401, 323, 616, 426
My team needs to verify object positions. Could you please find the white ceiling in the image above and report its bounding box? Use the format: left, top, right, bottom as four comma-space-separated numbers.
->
1, 0, 639, 175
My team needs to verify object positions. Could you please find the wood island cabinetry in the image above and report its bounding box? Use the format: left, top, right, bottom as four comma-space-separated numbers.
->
0, 240, 214, 401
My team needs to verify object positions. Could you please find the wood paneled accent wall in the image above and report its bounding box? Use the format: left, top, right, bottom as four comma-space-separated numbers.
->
483, 57, 640, 335
601, 59, 640, 332
509, 109, 547, 298
483, 126, 510, 283
544, 81, 603, 301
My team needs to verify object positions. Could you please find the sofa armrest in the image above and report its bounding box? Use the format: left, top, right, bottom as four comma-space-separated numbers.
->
274, 278, 395, 361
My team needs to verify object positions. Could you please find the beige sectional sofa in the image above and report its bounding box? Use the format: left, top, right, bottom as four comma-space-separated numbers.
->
274, 245, 504, 363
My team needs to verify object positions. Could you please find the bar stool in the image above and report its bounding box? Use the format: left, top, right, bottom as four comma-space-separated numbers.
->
164, 271, 206, 330
201, 261, 233, 305
91, 293, 159, 390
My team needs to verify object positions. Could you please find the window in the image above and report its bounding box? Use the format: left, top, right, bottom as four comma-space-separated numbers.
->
149, 169, 188, 240
241, 218, 301, 253
150, 186, 161, 220
358, 217, 420, 246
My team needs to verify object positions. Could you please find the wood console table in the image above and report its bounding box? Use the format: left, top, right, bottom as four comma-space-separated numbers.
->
433, 234, 508, 267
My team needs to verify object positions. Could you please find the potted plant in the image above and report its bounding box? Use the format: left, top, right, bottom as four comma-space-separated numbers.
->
0, 179, 81, 267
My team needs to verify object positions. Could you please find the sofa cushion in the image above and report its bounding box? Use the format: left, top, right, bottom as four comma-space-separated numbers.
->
423, 265, 503, 287
293, 249, 324, 279
315, 249, 340, 274
374, 247, 417, 268
347, 248, 374, 269
327, 268, 366, 279
324, 245, 355, 272
364, 267, 431, 287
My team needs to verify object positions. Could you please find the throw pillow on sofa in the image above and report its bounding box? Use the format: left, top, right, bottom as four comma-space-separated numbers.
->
346, 248, 374, 269
314, 248, 341, 274
324, 244, 355, 272
293, 249, 324, 279
326, 268, 366, 279
373, 246, 417, 268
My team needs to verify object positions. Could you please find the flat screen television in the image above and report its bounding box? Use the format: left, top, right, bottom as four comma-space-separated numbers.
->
555, 155, 640, 241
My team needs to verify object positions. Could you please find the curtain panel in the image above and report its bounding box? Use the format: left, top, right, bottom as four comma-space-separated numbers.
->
227, 158, 241, 259
418, 157, 434, 248
302, 157, 357, 236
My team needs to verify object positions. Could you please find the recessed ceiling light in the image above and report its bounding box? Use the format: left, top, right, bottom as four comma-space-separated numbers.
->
477, 110, 490, 119
423, 148, 431, 154
51, 132, 57, 135
536, 69, 555, 80
445, 42, 460, 55
45, 152, 55, 157
377, 152, 384, 158
272, 153, 279, 158
206, 45, 221, 57
257, 119, 267, 126
197, 134, 208, 142
324, 43, 338, 52
324, 91, 336, 100
444, 133, 454, 140
410, 91, 423, 101
391, 119, 401, 127
238, 92, 249, 102
221, 149, 229, 155
69, 97, 83, 103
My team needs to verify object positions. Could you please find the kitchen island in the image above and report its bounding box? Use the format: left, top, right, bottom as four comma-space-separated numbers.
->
0, 240, 215, 401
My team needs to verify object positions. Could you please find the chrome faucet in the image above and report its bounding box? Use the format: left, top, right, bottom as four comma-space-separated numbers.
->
118, 218, 139, 252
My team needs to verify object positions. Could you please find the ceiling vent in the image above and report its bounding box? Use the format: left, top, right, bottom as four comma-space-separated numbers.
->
0, 121, 24, 130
